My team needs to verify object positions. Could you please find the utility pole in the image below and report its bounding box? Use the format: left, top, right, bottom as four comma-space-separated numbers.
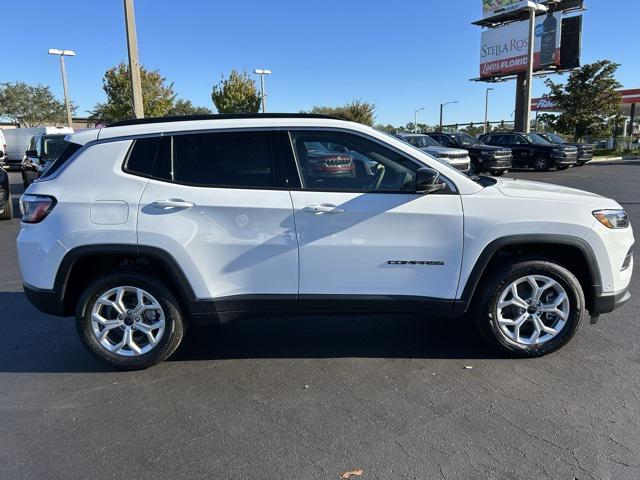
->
484, 87, 494, 134
254, 69, 272, 113
521, 5, 537, 133
414, 107, 424, 133
124, 0, 144, 118
439, 101, 458, 132
48, 49, 75, 128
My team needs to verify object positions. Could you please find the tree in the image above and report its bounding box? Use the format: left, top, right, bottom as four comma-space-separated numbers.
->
309, 100, 376, 126
211, 70, 261, 114
542, 60, 623, 141
167, 99, 212, 116
90, 63, 176, 124
0, 82, 73, 127
460, 124, 485, 137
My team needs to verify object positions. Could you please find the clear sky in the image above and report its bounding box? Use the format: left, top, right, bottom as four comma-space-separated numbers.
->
3, 0, 638, 126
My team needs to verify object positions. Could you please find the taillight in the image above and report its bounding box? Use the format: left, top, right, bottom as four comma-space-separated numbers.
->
19, 194, 56, 223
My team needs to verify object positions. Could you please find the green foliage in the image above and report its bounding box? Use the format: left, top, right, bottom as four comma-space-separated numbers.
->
0, 82, 73, 127
309, 100, 376, 126
374, 124, 398, 133
460, 124, 485, 137
542, 60, 623, 141
211, 70, 261, 114
90, 63, 176, 124
167, 99, 212, 116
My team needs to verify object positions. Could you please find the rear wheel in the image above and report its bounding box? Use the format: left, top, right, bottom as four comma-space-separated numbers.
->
76, 270, 186, 370
474, 258, 584, 357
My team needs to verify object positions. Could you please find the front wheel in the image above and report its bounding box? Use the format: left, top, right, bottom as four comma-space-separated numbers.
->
0, 193, 12, 220
490, 170, 506, 177
468, 159, 481, 175
474, 259, 584, 357
76, 270, 186, 370
533, 155, 551, 172
557, 165, 569, 171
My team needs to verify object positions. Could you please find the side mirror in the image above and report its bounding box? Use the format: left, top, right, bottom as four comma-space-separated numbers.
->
415, 167, 446, 194
25, 150, 39, 158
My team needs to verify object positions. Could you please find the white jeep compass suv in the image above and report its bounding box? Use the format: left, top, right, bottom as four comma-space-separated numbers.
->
17, 114, 634, 370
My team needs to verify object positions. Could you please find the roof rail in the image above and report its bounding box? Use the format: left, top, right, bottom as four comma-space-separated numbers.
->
106, 113, 340, 128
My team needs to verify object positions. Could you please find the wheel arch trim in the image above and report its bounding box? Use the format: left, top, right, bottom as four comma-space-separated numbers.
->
455, 234, 602, 312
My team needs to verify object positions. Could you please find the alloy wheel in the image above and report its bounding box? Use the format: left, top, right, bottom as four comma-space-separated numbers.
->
496, 275, 570, 346
91, 286, 166, 357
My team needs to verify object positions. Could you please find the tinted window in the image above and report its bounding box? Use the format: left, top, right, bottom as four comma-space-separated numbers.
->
172, 131, 278, 188
125, 137, 161, 177
290, 131, 419, 192
39, 142, 82, 179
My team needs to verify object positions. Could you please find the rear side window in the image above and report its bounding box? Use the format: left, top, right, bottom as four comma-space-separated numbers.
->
172, 131, 281, 188
124, 137, 171, 179
39, 142, 82, 179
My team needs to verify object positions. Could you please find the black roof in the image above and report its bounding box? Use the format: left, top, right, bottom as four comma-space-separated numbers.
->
106, 113, 339, 128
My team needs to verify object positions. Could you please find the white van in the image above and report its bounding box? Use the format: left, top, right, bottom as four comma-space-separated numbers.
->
2, 127, 73, 170
0, 130, 7, 169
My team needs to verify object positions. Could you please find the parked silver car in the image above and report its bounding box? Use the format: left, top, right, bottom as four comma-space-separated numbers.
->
395, 133, 470, 172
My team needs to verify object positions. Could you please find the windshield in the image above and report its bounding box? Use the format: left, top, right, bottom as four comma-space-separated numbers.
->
541, 133, 566, 144
455, 133, 481, 146
522, 133, 551, 145
403, 135, 439, 148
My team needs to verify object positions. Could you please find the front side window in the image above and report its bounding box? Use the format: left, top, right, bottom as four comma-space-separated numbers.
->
290, 130, 419, 192
172, 131, 280, 188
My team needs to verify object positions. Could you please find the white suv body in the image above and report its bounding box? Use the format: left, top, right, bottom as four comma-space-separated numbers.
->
17, 115, 633, 369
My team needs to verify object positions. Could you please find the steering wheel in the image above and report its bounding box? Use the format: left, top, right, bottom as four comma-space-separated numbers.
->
369, 164, 386, 190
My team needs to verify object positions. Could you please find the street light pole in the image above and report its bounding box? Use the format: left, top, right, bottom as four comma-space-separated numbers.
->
522, 5, 537, 133
439, 101, 458, 132
484, 88, 494, 134
48, 49, 75, 128
124, 0, 144, 118
254, 69, 272, 113
414, 107, 425, 133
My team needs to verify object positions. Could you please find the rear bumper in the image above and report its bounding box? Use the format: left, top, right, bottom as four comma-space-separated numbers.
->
591, 288, 631, 315
23, 283, 67, 316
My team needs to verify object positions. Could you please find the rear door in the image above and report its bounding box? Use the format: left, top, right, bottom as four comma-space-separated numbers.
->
502, 134, 531, 165
136, 130, 298, 305
286, 129, 464, 309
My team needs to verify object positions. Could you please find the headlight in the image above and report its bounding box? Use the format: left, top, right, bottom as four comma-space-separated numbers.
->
593, 209, 630, 229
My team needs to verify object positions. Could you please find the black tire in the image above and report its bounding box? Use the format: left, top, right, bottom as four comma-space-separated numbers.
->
0, 193, 12, 220
576, 161, 587, 166
491, 170, 506, 177
557, 165, 569, 171
532, 154, 551, 172
474, 258, 585, 357
76, 270, 186, 370
468, 159, 482, 175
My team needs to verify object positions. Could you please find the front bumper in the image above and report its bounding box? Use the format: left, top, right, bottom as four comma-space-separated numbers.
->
591, 288, 631, 315
483, 158, 512, 171
552, 154, 578, 165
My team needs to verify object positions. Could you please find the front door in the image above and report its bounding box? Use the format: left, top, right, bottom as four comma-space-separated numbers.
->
287, 130, 464, 309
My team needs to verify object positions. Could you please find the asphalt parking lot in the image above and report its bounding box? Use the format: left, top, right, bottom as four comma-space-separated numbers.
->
1, 164, 639, 480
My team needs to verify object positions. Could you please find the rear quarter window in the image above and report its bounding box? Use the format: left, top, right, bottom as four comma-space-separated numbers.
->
39, 142, 82, 179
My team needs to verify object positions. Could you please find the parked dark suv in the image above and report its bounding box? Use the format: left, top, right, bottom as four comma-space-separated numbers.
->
534, 132, 594, 166
478, 132, 578, 171
427, 132, 513, 176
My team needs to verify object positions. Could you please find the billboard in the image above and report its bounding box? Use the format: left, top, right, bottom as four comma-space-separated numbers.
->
483, 0, 530, 18
480, 12, 562, 78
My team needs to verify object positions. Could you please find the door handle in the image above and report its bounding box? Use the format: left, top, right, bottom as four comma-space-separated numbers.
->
150, 199, 195, 209
303, 204, 345, 214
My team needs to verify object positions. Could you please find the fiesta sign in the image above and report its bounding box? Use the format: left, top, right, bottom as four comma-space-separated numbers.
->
480, 12, 562, 78
483, 0, 530, 19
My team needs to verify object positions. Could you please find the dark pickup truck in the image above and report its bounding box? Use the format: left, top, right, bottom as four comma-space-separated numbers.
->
478, 132, 578, 171
534, 132, 595, 166
427, 132, 513, 176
